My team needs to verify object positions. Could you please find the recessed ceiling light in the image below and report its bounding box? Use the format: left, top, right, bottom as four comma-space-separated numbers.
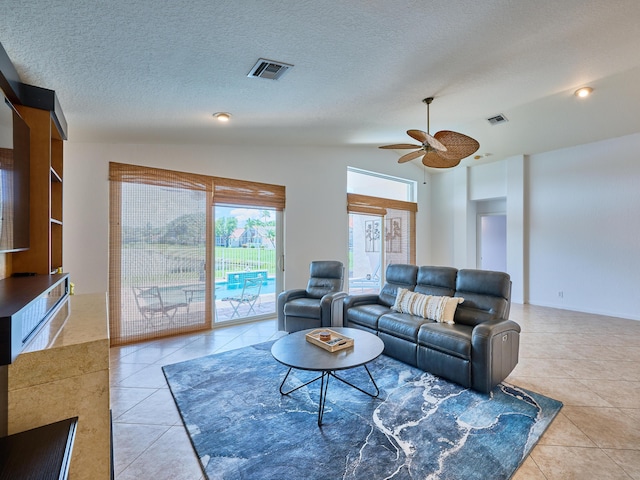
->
213, 112, 231, 122
574, 87, 593, 98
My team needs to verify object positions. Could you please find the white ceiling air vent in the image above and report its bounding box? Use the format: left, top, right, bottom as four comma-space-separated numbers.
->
487, 114, 508, 125
247, 58, 293, 80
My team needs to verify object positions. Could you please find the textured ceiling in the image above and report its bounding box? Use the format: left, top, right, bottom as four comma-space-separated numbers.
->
2, 0, 640, 166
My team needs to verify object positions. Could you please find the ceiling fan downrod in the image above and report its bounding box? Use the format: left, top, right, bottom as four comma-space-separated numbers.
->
423, 97, 434, 136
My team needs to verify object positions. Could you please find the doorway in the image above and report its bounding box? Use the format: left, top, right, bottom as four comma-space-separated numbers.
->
478, 214, 507, 272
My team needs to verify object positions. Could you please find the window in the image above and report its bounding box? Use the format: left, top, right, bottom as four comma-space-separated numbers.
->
347, 169, 417, 293
347, 167, 416, 202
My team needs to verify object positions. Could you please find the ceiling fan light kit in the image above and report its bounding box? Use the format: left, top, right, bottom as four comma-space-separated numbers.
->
379, 97, 480, 169
213, 112, 231, 122
574, 86, 593, 97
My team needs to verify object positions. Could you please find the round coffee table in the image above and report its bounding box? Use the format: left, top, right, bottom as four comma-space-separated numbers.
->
271, 327, 384, 425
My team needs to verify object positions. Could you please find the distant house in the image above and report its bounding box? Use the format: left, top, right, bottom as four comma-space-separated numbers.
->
232, 228, 244, 247
217, 226, 274, 248
226, 227, 260, 247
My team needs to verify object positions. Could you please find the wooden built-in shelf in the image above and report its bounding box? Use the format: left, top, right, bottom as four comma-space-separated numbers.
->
11, 106, 64, 276
50, 168, 62, 183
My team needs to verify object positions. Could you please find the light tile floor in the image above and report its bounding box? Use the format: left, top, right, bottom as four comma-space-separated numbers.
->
110, 304, 640, 479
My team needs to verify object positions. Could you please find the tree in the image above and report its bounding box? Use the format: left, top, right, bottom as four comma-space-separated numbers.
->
215, 216, 238, 247
260, 210, 272, 226
265, 227, 276, 248
245, 218, 257, 244
258, 210, 275, 248
163, 213, 206, 245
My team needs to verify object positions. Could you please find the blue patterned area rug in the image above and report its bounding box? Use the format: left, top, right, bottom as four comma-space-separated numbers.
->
162, 341, 562, 480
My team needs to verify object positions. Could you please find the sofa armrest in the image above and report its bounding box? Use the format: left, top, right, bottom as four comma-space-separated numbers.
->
320, 291, 348, 327
471, 319, 521, 393
277, 289, 308, 330
343, 294, 381, 309
472, 318, 521, 340
278, 289, 307, 303
343, 294, 383, 325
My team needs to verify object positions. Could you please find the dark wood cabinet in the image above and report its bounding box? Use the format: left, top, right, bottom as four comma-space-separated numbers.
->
0, 274, 69, 365
0, 417, 76, 480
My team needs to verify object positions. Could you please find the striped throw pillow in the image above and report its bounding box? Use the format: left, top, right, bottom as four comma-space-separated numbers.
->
391, 288, 464, 324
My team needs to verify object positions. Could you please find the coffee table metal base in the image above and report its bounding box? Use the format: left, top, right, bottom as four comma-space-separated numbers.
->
278, 365, 379, 426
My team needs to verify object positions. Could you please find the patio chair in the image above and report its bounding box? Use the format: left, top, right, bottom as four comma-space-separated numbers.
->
132, 286, 188, 326
221, 277, 263, 318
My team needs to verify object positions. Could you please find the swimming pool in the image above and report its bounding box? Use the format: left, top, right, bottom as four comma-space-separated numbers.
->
158, 278, 276, 304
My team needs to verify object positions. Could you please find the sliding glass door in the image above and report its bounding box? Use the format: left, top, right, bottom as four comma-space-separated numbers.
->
109, 163, 285, 345
213, 204, 280, 323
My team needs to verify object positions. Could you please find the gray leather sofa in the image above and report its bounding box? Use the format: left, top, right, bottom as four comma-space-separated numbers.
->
343, 264, 520, 393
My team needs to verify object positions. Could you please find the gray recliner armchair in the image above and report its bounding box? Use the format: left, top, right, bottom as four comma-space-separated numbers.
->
277, 260, 346, 333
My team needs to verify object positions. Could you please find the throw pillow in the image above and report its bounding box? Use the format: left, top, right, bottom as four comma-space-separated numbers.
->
392, 288, 464, 324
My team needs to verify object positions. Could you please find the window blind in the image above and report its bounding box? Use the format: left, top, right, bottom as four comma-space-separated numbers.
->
213, 177, 285, 210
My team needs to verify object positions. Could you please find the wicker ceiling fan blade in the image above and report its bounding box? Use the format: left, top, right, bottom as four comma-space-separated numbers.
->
422, 151, 462, 169
434, 130, 480, 161
425, 134, 447, 152
398, 149, 425, 163
407, 129, 427, 143
407, 129, 447, 152
379, 143, 422, 149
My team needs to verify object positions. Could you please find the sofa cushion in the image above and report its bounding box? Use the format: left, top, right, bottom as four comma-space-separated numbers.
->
453, 269, 511, 326
345, 303, 391, 330
305, 261, 344, 299
417, 323, 474, 359
378, 264, 418, 307
415, 266, 457, 297
283, 297, 321, 319
378, 312, 433, 342
392, 288, 464, 324
454, 300, 504, 327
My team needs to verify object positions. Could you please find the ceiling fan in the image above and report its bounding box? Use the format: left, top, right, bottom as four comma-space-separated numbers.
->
379, 97, 480, 168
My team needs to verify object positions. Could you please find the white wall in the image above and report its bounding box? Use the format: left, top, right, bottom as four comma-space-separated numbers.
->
527, 133, 640, 319
469, 161, 507, 201
506, 156, 526, 304
62, 143, 431, 295
64, 132, 640, 320
429, 169, 455, 266
430, 133, 640, 320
